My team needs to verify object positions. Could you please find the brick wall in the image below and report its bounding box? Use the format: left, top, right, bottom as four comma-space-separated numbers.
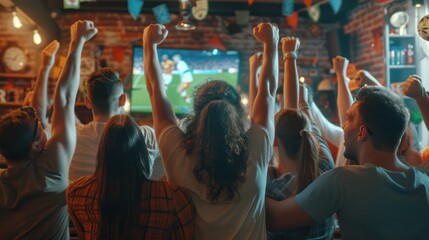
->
343, 1, 391, 85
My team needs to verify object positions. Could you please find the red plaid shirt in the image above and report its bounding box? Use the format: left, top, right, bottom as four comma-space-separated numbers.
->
67, 177, 195, 239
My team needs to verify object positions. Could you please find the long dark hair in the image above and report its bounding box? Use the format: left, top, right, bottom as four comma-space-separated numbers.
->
275, 109, 319, 194
95, 114, 150, 239
184, 80, 249, 203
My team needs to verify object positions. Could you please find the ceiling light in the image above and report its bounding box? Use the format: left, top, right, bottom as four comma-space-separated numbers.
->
176, 0, 196, 31
33, 29, 42, 45
12, 7, 22, 29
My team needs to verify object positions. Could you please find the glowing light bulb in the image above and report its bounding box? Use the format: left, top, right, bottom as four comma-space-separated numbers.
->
299, 77, 305, 83
33, 30, 42, 45
124, 98, 130, 113
12, 11, 22, 28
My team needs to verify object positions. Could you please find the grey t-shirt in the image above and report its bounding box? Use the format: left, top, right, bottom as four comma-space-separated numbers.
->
0, 152, 69, 240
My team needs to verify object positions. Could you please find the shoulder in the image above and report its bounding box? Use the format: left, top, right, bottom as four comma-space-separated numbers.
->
67, 176, 96, 196
145, 180, 192, 200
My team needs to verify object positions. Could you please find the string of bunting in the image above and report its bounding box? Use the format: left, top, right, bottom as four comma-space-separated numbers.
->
284, 0, 342, 29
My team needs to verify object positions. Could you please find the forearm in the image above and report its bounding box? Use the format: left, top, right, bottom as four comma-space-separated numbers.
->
416, 94, 429, 131
310, 102, 343, 145
283, 58, 298, 109
249, 66, 259, 116
32, 66, 51, 128
337, 75, 353, 126
260, 44, 279, 97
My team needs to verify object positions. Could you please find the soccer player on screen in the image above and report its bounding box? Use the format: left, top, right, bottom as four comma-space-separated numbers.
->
161, 54, 174, 89
173, 54, 193, 104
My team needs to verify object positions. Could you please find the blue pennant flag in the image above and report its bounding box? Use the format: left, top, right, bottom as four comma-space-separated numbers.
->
329, 0, 342, 14
128, 0, 144, 20
282, 0, 294, 16
153, 4, 171, 24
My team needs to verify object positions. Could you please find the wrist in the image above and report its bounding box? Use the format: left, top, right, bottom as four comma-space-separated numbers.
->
299, 103, 310, 110
283, 51, 297, 61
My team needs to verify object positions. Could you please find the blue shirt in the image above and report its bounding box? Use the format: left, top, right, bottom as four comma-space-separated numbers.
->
296, 164, 429, 240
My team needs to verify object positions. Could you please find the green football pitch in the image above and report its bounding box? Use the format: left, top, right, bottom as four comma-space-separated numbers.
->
130, 73, 238, 114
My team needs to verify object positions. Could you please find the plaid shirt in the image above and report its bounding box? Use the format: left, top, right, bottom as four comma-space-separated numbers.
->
266, 121, 335, 240
67, 177, 195, 240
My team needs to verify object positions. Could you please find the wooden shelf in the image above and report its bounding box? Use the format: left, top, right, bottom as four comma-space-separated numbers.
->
0, 73, 35, 79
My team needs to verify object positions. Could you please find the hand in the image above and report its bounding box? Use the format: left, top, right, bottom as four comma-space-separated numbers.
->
253, 23, 279, 45
332, 56, 349, 76
298, 84, 309, 106
143, 24, 168, 46
249, 52, 263, 70
354, 70, 378, 87
70, 20, 98, 44
281, 37, 300, 54
402, 75, 426, 100
41, 40, 60, 69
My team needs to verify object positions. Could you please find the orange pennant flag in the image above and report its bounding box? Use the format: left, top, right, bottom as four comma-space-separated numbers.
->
303, 0, 313, 8
248, 0, 254, 6
287, 12, 299, 29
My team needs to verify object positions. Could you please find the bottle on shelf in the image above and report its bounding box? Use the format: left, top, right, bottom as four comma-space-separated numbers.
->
406, 43, 414, 65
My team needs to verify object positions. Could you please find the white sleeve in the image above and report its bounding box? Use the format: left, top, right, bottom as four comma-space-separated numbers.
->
310, 102, 344, 146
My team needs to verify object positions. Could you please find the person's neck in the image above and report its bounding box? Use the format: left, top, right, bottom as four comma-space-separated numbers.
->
359, 144, 409, 172
276, 152, 298, 176
92, 111, 117, 122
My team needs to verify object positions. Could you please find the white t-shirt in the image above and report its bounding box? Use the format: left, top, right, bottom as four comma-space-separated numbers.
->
159, 123, 272, 240
69, 121, 161, 181
311, 102, 347, 167
176, 60, 193, 83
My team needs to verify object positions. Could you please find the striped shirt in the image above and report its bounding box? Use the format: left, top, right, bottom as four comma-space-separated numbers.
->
66, 177, 195, 239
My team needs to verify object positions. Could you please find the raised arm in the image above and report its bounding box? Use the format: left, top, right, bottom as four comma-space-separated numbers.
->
248, 52, 263, 117
252, 23, 279, 141
281, 37, 300, 109
31, 40, 60, 128
47, 20, 97, 165
354, 69, 382, 87
143, 24, 177, 139
402, 75, 429, 131
333, 56, 353, 126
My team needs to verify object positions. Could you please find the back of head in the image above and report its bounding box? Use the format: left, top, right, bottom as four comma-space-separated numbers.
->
95, 114, 150, 239
185, 80, 248, 203
355, 86, 409, 152
86, 67, 124, 115
0, 109, 38, 161
275, 109, 319, 194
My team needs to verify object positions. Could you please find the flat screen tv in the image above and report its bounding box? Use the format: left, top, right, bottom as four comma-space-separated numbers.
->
130, 47, 240, 114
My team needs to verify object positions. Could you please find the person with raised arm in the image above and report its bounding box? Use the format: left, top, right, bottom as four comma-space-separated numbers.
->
0, 20, 97, 239
266, 37, 335, 240
248, 51, 263, 117
402, 75, 429, 131
143, 22, 278, 239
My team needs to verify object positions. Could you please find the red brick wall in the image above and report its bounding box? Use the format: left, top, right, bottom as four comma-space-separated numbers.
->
343, 1, 390, 85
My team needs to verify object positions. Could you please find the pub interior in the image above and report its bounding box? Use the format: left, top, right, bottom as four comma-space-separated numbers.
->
0, 0, 429, 239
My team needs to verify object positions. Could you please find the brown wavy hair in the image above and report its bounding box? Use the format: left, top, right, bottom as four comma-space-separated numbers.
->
184, 80, 249, 203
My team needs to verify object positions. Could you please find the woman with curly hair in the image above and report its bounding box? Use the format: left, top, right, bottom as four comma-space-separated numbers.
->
142, 22, 279, 239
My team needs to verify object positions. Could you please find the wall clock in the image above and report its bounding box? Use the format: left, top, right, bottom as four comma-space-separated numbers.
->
2, 45, 27, 72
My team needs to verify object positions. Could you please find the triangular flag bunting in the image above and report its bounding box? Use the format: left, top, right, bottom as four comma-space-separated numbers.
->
308, 5, 320, 22
128, 0, 144, 20
329, 0, 342, 14
64, 0, 80, 9
282, 0, 294, 16
303, 0, 313, 9
248, 0, 254, 6
153, 4, 171, 24
287, 12, 299, 29
372, 28, 382, 53
209, 35, 227, 51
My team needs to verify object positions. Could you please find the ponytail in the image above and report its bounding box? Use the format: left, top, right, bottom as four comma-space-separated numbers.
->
295, 129, 319, 194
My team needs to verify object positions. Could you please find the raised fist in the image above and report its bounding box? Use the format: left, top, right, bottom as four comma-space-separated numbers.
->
402, 75, 426, 100
41, 40, 60, 69
332, 56, 349, 76
281, 37, 300, 54
253, 23, 279, 44
143, 24, 168, 46
70, 20, 98, 43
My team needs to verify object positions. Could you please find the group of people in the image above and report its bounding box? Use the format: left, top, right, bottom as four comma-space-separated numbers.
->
0, 20, 429, 240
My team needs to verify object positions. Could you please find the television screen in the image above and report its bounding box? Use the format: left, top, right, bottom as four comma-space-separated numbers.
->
130, 47, 240, 114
